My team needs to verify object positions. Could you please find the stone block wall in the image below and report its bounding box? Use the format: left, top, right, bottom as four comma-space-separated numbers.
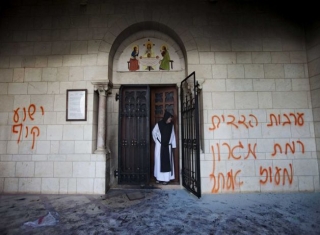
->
0, 0, 108, 194
306, 18, 320, 186
0, 0, 319, 194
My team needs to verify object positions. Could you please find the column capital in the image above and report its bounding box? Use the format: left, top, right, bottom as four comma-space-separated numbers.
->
91, 81, 113, 96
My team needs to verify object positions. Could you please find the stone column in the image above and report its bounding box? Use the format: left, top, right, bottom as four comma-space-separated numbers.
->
92, 81, 112, 154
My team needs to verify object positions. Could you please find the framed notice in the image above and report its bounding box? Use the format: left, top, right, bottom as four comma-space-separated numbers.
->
66, 89, 87, 121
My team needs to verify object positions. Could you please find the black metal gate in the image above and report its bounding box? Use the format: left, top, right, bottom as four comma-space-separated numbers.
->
180, 72, 201, 198
118, 85, 150, 185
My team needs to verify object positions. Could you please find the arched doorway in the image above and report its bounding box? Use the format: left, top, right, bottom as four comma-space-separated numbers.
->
105, 22, 191, 189
117, 84, 179, 186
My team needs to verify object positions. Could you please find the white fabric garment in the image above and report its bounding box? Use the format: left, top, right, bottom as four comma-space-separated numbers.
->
152, 123, 176, 182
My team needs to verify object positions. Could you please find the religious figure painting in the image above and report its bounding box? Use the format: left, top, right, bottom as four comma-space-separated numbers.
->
159, 45, 170, 70
119, 38, 180, 72
128, 45, 139, 71
139, 39, 159, 71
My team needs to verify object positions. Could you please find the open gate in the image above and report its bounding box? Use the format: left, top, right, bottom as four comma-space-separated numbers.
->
180, 72, 201, 198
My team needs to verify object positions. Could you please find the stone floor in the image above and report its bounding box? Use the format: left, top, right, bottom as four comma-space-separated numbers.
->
0, 188, 320, 235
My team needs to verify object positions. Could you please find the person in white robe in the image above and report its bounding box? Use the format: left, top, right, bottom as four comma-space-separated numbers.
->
152, 111, 176, 184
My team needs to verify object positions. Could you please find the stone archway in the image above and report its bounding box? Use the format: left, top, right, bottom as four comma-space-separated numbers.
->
106, 21, 189, 81
99, 20, 196, 187
98, 19, 199, 81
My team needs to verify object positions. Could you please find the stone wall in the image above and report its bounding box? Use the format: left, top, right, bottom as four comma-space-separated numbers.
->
0, 0, 109, 194
0, 0, 319, 194
306, 17, 320, 187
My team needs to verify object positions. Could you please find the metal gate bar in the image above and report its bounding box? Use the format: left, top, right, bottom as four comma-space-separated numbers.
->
180, 72, 201, 198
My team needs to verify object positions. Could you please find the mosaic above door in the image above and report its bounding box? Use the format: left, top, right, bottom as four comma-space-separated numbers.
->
118, 38, 181, 72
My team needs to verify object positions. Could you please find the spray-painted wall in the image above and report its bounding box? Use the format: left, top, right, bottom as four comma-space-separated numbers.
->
0, 0, 319, 194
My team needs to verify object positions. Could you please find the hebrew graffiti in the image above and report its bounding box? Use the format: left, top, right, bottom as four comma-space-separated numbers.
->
12, 104, 44, 149
212, 142, 257, 160
209, 114, 258, 131
267, 113, 304, 127
259, 164, 293, 185
210, 145, 243, 193
272, 141, 305, 156
209, 112, 305, 193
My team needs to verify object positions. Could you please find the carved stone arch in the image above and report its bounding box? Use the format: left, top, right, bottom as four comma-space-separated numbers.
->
96, 19, 201, 187
98, 21, 198, 82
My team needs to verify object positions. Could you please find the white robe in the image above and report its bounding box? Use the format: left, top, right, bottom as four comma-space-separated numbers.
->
152, 123, 176, 182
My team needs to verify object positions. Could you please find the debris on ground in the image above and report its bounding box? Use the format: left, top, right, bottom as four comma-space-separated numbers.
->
23, 212, 59, 228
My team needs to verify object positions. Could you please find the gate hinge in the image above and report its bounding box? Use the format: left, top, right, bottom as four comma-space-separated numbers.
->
114, 170, 118, 178
115, 93, 119, 101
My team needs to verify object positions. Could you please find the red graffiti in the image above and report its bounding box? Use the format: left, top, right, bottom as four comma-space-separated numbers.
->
208, 111, 305, 193
209, 114, 258, 131
31, 127, 40, 149
12, 104, 44, 149
209, 115, 222, 131
215, 142, 257, 160
28, 104, 36, 120
267, 112, 304, 127
40, 106, 44, 115
210, 145, 243, 193
12, 123, 23, 144
13, 108, 20, 123
210, 170, 243, 193
271, 140, 305, 157
259, 164, 293, 185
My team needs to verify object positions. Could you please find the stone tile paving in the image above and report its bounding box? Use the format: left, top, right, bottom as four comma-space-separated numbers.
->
0, 189, 320, 235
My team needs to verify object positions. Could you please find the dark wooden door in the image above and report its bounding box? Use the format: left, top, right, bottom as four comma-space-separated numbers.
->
118, 86, 150, 185
150, 86, 179, 184
118, 85, 179, 185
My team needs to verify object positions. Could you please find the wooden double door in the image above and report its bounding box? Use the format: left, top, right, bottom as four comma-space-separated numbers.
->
118, 85, 179, 185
